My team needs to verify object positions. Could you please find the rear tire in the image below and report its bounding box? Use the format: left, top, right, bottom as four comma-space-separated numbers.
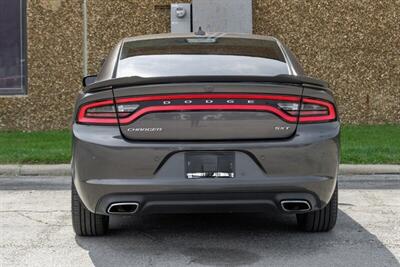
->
71, 181, 109, 236
296, 183, 338, 232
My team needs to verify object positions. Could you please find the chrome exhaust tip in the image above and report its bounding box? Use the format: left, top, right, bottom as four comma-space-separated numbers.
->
107, 202, 139, 214
280, 200, 311, 212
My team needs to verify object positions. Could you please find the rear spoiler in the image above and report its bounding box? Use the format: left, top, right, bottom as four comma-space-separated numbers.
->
84, 75, 329, 93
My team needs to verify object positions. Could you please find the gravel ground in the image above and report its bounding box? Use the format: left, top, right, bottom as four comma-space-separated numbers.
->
0, 175, 399, 267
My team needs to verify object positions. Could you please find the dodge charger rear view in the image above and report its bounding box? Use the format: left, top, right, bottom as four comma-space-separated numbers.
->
71, 33, 339, 236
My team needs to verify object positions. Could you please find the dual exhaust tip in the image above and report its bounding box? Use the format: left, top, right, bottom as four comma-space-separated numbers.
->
107, 202, 139, 214
280, 200, 311, 212
107, 200, 311, 214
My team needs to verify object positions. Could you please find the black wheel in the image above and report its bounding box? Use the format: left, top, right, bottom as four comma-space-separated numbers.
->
71, 181, 109, 236
296, 184, 338, 232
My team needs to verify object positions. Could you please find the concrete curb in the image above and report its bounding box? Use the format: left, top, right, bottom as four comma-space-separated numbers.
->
339, 164, 400, 175
0, 164, 70, 176
0, 164, 399, 176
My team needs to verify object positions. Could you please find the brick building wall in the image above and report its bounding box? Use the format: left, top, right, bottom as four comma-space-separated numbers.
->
0, 0, 398, 130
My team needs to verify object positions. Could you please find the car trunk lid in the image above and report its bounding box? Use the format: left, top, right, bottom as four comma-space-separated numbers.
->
112, 82, 303, 141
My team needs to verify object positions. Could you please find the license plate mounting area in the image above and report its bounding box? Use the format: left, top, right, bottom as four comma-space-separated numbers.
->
185, 151, 235, 179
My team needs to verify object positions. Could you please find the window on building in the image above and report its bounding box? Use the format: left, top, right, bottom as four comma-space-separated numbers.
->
0, 0, 27, 95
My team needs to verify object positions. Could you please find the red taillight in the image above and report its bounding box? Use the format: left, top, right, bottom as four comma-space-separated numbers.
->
77, 99, 140, 125
76, 94, 336, 125
299, 98, 336, 123
77, 99, 119, 125
279, 97, 336, 123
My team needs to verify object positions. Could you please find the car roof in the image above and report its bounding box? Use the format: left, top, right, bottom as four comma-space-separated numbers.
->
122, 32, 279, 44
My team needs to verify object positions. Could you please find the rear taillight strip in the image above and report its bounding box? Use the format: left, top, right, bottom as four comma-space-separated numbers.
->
76, 93, 336, 125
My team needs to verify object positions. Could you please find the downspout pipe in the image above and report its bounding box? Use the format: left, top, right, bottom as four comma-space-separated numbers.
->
82, 0, 88, 77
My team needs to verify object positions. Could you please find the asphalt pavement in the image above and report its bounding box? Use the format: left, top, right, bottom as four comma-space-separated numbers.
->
0, 175, 399, 267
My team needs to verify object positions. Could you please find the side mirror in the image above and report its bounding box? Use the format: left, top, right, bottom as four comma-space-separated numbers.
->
82, 75, 97, 87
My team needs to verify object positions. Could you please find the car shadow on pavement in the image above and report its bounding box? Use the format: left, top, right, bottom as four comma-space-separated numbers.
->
75, 210, 399, 267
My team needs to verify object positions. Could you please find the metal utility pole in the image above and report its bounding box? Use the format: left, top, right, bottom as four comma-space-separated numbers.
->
82, 0, 88, 77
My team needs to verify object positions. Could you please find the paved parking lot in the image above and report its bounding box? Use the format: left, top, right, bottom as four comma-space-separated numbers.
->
0, 175, 399, 267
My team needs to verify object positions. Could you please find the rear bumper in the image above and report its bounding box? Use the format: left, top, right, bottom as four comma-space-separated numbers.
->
87, 176, 334, 215
72, 122, 340, 214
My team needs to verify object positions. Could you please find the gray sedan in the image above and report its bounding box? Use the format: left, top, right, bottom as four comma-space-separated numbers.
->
71, 33, 339, 236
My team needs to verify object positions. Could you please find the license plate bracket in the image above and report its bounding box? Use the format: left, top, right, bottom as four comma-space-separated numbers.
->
185, 152, 235, 179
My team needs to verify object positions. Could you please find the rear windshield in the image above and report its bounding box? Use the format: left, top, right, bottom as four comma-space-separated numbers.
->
116, 37, 289, 78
